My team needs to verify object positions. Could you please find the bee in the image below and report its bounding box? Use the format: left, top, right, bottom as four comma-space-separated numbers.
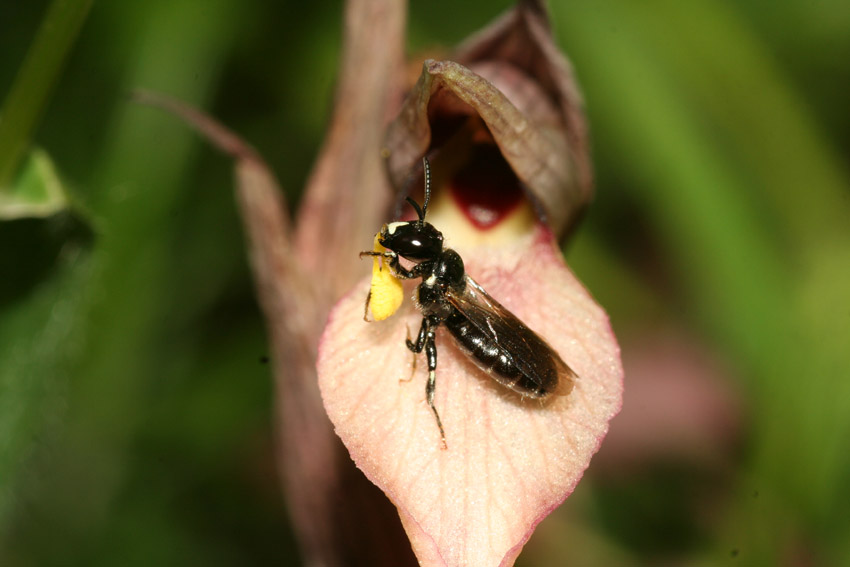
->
361, 158, 576, 448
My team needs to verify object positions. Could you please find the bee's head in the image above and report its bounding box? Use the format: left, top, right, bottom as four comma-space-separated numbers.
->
379, 156, 442, 261
379, 220, 443, 261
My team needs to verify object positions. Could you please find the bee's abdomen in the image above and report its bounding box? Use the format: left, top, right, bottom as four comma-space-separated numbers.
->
445, 312, 551, 398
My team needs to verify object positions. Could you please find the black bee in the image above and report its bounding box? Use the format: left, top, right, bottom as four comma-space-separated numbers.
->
361, 158, 576, 448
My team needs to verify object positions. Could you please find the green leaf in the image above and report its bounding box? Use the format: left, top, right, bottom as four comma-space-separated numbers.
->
0, 0, 93, 187
553, 0, 850, 563
0, 147, 70, 219
0, 236, 93, 531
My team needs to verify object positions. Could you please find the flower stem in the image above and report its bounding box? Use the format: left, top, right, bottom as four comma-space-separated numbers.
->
0, 0, 93, 189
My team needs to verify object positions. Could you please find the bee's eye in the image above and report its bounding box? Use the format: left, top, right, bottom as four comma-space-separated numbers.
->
380, 222, 443, 261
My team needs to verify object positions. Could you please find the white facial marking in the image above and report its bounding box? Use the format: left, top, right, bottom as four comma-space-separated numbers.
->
387, 221, 408, 235
424, 275, 437, 286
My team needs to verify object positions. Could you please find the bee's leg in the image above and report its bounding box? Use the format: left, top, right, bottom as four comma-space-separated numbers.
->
400, 323, 417, 381
424, 328, 447, 450
406, 317, 427, 350
403, 316, 447, 448
362, 289, 373, 322
404, 317, 428, 381
359, 250, 416, 279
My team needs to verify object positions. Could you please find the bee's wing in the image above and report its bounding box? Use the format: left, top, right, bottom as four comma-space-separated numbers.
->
446, 276, 576, 396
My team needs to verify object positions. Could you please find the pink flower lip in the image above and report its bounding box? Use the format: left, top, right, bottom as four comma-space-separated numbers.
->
318, 223, 623, 567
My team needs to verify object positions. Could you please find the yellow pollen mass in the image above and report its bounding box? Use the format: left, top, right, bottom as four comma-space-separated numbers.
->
369, 233, 403, 320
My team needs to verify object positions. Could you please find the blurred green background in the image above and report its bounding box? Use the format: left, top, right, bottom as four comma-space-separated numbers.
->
1, 0, 848, 565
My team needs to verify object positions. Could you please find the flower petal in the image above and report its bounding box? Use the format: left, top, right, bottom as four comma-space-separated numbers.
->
453, 0, 593, 222
318, 226, 622, 566
385, 2, 591, 238
294, 0, 407, 299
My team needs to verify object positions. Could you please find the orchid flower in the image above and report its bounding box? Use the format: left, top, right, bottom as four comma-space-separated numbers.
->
142, 1, 621, 565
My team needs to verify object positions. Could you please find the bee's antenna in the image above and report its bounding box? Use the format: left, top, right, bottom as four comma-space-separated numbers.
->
405, 196, 424, 221
421, 156, 431, 218
404, 156, 431, 222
